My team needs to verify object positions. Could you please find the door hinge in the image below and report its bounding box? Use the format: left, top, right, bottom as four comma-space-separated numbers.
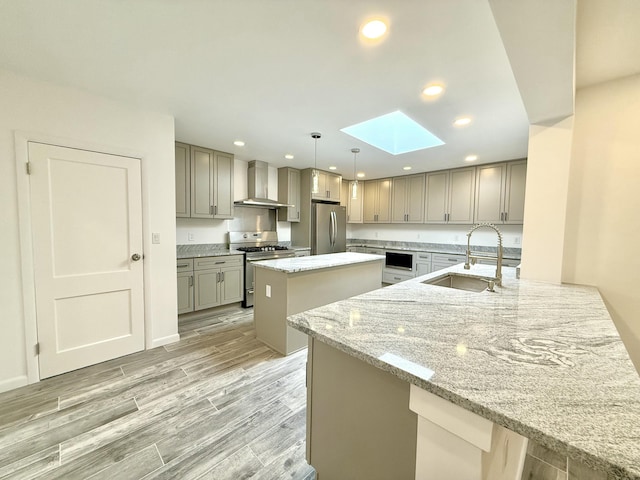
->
26, 162, 32, 175
35, 342, 40, 355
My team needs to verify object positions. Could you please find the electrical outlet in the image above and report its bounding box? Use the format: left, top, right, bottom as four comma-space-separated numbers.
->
152, 232, 160, 244
514, 236, 521, 245
266, 285, 271, 298
454, 235, 460, 242
188, 232, 195, 242
374, 232, 378, 238
417, 233, 421, 239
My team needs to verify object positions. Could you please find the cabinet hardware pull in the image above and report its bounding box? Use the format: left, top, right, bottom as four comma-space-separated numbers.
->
221, 272, 225, 282
215, 261, 224, 264
177, 263, 189, 268
189, 275, 193, 286
504, 211, 508, 221
214, 205, 218, 215
216, 272, 220, 282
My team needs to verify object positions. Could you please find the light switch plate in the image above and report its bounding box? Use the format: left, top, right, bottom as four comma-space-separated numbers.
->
266, 285, 271, 298
152, 233, 160, 244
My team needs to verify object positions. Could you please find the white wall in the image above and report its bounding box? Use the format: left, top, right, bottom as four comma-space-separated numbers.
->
520, 117, 574, 283
348, 223, 524, 249
562, 74, 640, 369
175, 161, 291, 244
0, 69, 177, 392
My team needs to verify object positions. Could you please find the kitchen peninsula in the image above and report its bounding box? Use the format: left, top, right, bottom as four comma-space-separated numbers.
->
288, 265, 640, 480
253, 252, 384, 355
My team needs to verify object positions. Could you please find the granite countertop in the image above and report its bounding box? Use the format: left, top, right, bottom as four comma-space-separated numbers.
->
290, 245, 311, 251
176, 244, 242, 259
253, 252, 384, 274
287, 264, 640, 479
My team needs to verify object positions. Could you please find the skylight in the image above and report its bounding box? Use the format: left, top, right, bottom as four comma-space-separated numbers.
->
340, 111, 444, 155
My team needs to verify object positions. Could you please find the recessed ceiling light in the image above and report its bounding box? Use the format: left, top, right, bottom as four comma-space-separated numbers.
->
233, 140, 245, 147
422, 84, 444, 96
361, 19, 388, 39
403, 166, 412, 171
357, 172, 366, 178
341, 110, 444, 155
329, 166, 337, 170
465, 155, 478, 162
284, 154, 294, 160
453, 117, 472, 127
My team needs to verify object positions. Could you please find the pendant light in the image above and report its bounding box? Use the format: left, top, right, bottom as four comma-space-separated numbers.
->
351, 148, 360, 199
311, 132, 321, 194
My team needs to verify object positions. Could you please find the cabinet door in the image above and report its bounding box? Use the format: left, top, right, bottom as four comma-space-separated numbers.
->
474, 163, 506, 224
362, 181, 377, 223
311, 171, 328, 200
213, 151, 234, 219
177, 271, 194, 314
190, 146, 214, 218
278, 167, 301, 222
448, 167, 476, 224
328, 173, 342, 202
425, 171, 448, 223
376, 179, 392, 223
504, 161, 527, 224
391, 177, 408, 223
220, 266, 243, 304
416, 262, 431, 276
288, 168, 301, 221
406, 174, 425, 222
194, 269, 220, 310
175, 143, 191, 218
347, 181, 363, 223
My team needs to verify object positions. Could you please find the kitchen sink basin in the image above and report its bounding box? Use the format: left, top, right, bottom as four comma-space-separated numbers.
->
422, 273, 493, 293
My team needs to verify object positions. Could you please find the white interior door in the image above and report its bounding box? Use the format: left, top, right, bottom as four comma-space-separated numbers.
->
28, 142, 145, 379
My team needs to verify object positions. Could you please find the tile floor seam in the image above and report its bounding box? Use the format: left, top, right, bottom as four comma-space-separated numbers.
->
247, 444, 266, 467
154, 442, 165, 466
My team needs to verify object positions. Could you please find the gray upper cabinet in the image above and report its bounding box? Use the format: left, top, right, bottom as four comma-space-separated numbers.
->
311, 170, 342, 202
425, 167, 475, 224
213, 151, 234, 219
175, 142, 191, 218
474, 160, 527, 224
346, 181, 364, 223
278, 167, 301, 222
188, 144, 234, 219
363, 179, 392, 223
391, 174, 425, 223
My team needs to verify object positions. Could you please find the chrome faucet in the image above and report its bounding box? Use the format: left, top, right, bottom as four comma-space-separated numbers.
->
464, 223, 503, 286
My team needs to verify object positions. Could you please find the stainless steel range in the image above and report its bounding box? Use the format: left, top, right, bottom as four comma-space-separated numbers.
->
229, 231, 296, 308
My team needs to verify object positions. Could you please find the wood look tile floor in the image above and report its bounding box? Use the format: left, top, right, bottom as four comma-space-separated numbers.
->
0, 306, 315, 480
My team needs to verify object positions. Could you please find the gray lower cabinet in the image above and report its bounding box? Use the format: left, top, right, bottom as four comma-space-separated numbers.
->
177, 255, 243, 314
415, 252, 432, 276
177, 259, 194, 314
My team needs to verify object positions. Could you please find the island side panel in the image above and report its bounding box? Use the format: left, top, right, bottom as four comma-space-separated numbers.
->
308, 338, 417, 480
254, 267, 289, 354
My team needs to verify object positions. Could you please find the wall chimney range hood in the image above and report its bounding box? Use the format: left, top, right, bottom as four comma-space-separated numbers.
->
234, 160, 294, 208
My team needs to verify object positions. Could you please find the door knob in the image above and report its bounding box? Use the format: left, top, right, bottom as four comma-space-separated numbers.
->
131, 253, 142, 261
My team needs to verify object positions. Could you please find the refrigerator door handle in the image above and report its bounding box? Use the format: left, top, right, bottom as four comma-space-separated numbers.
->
330, 210, 337, 247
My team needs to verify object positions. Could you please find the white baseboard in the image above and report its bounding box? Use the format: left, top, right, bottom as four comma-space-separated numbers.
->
0, 375, 29, 394
150, 333, 180, 349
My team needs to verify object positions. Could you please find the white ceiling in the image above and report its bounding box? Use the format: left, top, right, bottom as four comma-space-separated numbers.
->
0, 0, 637, 180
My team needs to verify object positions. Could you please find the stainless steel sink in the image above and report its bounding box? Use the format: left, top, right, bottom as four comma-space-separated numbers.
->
422, 273, 494, 293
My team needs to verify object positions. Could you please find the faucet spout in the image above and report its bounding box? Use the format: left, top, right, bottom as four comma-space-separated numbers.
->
464, 223, 504, 286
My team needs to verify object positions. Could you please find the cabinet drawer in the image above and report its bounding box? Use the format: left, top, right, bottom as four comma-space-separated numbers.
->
415, 252, 432, 262
176, 258, 194, 272
194, 255, 243, 271
432, 253, 465, 264
383, 270, 413, 284
364, 248, 385, 255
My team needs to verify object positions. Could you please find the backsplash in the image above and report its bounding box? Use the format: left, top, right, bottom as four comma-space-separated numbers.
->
348, 238, 522, 259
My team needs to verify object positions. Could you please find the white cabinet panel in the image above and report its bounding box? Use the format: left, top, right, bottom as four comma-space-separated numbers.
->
175, 143, 191, 218
474, 160, 527, 224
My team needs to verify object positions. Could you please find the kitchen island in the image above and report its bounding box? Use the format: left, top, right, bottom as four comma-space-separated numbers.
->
253, 252, 384, 355
288, 264, 640, 480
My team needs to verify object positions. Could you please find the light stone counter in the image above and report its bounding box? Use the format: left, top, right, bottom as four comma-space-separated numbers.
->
252, 252, 384, 273
288, 264, 640, 479
176, 244, 242, 259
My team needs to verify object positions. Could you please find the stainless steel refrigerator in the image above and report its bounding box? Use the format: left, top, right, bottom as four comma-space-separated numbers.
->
312, 203, 347, 255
